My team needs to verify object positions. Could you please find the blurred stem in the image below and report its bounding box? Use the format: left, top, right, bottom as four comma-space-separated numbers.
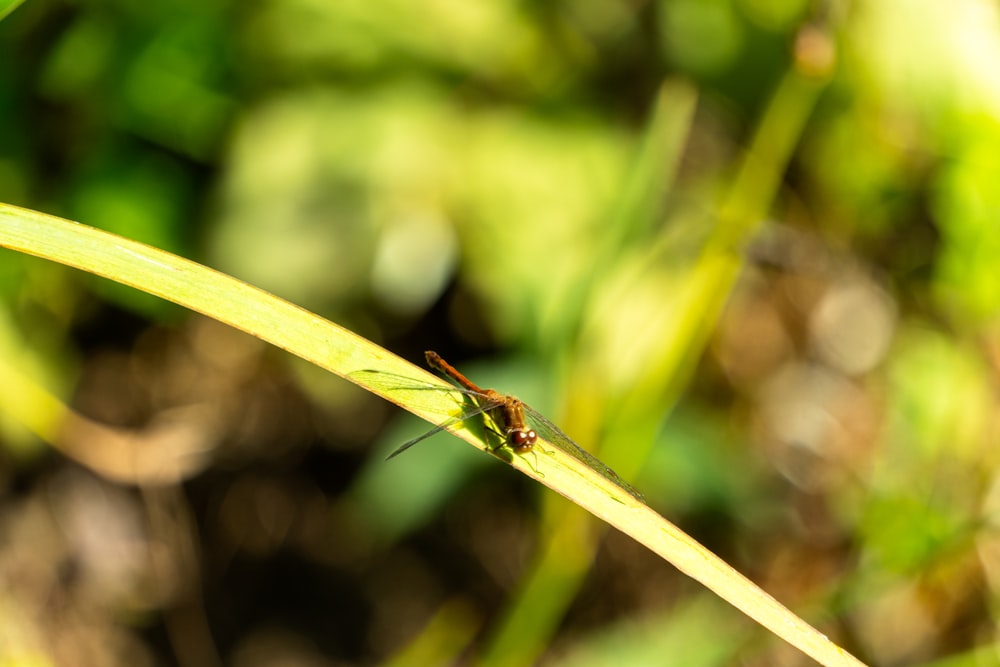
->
546, 80, 697, 353
477, 67, 829, 667
0, 0, 26, 22
0, 349, 66, 444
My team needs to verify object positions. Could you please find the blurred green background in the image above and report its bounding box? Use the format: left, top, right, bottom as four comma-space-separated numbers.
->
2, 0, 1000, 665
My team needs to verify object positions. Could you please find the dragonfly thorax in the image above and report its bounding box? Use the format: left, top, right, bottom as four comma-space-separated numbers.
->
491, 395, 537, 453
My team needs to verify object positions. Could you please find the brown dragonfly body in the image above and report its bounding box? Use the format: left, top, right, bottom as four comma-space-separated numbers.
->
425, 351, 537, 453
366, 351, 644, 502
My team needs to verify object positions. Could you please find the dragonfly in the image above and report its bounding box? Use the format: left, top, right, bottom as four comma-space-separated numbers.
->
356, 351, 644, 503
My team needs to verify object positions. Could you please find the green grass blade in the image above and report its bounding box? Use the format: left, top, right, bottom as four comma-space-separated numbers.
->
0, 203, 864, 666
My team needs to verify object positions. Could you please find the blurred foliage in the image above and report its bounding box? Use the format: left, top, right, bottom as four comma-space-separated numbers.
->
2, 0, 1000, 666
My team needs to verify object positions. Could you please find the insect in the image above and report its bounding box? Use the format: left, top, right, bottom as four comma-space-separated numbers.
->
357, 351, 644, 502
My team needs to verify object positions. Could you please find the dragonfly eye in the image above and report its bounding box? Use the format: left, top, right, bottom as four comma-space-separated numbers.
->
508, 429, 537, 452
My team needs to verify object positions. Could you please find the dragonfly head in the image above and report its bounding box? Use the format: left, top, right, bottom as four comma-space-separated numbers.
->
508, 428, 537, 453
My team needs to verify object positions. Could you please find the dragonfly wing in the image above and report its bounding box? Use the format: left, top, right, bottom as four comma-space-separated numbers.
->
351, 369, 485, 412
351, 369, 504, 459
385, 420, 455, 460
522, 404, 645, 503
385, 403, 495, 460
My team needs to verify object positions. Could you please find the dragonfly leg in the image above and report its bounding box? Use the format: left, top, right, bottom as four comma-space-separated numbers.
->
480, 420, 543, 476
527, 448, 542, 477
481, 421, 505, 451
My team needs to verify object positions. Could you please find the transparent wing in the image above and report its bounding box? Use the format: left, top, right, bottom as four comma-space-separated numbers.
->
522, 404, 645, 503
385, 402, 495, 460
350, 369, 501, 459
350, 369, 476, 412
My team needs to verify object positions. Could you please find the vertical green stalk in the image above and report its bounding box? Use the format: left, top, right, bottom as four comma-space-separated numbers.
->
477, 63, 829, 667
